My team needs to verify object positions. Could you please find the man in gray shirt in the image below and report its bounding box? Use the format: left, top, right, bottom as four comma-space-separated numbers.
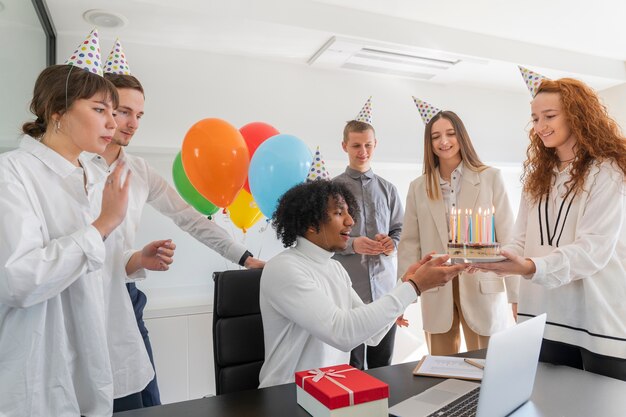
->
333, 118, 404, 370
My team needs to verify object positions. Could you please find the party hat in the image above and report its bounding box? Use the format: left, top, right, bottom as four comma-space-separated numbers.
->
306, 146, 331, 182
412, 96, 442, 125
354, 96, 373, 125
104, 38, 132, 75
518, 65, 549, 97
64, 28, 103, 76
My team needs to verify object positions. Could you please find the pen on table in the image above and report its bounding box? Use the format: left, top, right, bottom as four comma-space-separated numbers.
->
464, 358, 485, 370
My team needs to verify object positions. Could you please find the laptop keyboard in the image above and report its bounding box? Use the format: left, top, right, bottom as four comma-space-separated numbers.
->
426, 386, 480, 417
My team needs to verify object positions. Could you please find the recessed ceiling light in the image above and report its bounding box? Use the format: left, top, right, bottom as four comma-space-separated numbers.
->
82, 9, 128, 28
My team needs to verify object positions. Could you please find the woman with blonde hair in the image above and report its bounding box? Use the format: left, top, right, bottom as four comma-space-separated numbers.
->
477, 70, 626, 380
398, 98, 518, 355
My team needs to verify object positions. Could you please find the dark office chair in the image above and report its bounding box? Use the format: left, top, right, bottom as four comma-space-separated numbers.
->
212, 268, 265, 395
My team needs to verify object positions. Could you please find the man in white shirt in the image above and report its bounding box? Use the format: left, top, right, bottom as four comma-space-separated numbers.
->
95, 73, 264, 410
258, 180, 465, 387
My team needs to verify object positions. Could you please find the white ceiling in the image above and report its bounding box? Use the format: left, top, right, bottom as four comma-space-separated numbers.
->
46, 0, 626, 93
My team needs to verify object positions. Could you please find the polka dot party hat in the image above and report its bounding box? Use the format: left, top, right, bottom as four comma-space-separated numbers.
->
64, 28, 103, 76
104, 38, 132, 75
306, 146, 331, 182
518, 65, 549, 97
412, 96, 442, 125
354, 96, 373, 125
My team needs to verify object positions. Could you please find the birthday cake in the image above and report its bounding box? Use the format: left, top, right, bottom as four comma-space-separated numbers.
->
447, 242, 501, 259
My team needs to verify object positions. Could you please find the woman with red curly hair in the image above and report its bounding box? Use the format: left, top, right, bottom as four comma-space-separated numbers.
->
477, 77, 626, 380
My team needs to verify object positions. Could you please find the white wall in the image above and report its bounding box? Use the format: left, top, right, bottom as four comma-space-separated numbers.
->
56, 36, 532, 165
600, 83, 626, 132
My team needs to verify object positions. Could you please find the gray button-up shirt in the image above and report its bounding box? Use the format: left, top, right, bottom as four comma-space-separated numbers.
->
332, 167, 404, 303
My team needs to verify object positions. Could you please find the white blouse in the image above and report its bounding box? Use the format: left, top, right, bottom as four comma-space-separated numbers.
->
0, 137, 113, 417
505, 161, 626, 358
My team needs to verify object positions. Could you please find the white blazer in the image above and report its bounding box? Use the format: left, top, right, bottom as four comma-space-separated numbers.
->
398, 167, 519, 335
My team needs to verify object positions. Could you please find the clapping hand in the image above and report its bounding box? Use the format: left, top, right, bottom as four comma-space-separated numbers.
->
352, 236, 385, 255
375, 233, 395, 256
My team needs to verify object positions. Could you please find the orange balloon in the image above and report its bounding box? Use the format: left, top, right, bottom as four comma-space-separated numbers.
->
182, 118, 249, 207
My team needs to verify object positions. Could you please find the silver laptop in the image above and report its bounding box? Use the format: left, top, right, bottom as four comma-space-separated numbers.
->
389, 314, 547, 417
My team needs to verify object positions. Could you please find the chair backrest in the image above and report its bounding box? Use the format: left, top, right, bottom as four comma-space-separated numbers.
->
212, 268, 264, 395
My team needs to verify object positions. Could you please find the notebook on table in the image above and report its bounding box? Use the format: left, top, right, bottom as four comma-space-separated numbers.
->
389, 314, 546, 417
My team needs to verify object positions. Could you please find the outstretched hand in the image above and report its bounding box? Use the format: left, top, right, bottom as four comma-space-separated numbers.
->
141, 239, 176, 271
405, 255, 466, 293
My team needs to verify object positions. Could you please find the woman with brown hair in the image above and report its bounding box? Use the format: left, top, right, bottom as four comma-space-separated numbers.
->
0, 30, 131, 416
477, 71, 626, 380
398, 98, 518, 356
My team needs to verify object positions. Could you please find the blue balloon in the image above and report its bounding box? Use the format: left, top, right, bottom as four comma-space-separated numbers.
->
249, 134, 312, 218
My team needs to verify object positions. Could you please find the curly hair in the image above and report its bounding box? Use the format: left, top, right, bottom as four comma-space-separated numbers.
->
272, 181, 359, 247
523, 78, 626, 202
423, 111, 487, 200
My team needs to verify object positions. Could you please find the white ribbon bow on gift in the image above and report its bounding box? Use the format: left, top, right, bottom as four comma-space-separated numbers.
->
302, 368, 357, 406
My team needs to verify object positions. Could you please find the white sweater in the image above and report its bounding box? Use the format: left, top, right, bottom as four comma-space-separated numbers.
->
259, 237, 416, 387
505, 161, 626, 358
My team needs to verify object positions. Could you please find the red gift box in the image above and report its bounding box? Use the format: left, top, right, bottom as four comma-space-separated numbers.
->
295, 364, 389, 410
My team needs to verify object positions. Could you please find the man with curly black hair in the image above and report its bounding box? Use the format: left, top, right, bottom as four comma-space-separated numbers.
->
258, 180, 466, 387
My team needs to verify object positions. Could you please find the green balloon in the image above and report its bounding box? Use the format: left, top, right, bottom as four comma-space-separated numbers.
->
172, 152, 219, 216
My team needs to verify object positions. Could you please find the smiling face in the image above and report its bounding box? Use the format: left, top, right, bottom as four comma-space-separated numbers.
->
342, 128, 377, 172
112, 88, 145, 146
306, 196, 354, 252
531, 91, 577, 156
56, 93, 117, 155
430, 116, 461, 165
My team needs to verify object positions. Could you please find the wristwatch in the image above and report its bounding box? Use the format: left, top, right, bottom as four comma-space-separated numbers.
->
238, 250, 253, 267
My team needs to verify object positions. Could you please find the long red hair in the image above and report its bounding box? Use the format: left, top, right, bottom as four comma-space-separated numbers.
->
522, 78, 626, 202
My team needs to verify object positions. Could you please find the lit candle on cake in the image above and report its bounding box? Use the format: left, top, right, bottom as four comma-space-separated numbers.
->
463, 209, 469, 243
447, 205, 501, 260
477, 207, 482, 243
468, 209, 473, 243
491, 206, 496, 243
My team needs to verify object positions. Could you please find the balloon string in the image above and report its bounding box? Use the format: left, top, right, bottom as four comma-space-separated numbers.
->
257, 222, 270, 260
223, 212, 245, 270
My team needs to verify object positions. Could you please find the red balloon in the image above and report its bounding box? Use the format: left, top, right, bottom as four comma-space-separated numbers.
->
239, 122, 279, 193
182, 118, 249, 207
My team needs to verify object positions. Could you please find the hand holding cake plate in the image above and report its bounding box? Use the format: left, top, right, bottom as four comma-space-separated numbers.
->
466, 249, 537, 277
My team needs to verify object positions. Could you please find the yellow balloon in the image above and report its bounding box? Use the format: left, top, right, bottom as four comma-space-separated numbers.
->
227, 189, 263, 233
